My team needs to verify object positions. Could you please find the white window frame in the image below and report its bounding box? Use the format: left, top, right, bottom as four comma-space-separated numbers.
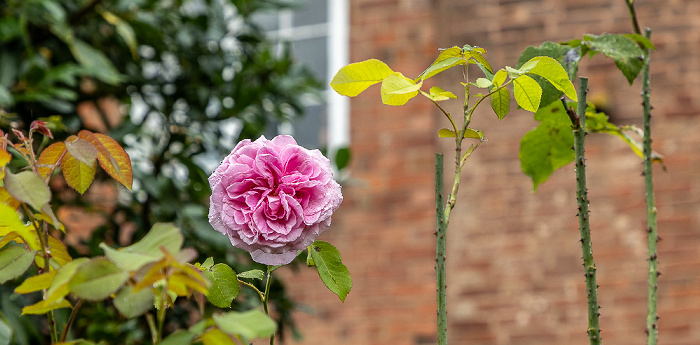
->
265, 0, 350, 157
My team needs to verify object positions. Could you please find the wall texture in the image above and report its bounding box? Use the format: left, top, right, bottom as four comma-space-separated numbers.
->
280, 0, 700, 344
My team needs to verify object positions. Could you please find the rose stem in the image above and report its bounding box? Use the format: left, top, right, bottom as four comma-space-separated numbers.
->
435, 153, 447, 345
569, 78, 602, 345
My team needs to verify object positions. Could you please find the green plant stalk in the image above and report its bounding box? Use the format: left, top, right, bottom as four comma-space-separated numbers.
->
625, 0, 642, 34
145, 313, 157, 345
434, 153, 446, 345
264, 266, 275, 345
571, 77, 602, 345
156, 274, 170, 344
640, 28, 659, 345
60, 299, 84, 342
20, 206, 58, 343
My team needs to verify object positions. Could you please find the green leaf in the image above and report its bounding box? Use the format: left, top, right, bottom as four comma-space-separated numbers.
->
68, 257, 129, 301
3, 170, 51, 211
624, 33, 655, 50
523, 56, 578, 101
159, 330, 194, 345
237, 269, 264, 280
0, 245, 35, 283
0, 317, 10, 345
202, 263, 239, 308
197, 257, 215, 270
68, 39, 123, 85
582, 34, 645, 84
512, 75, 542, 112
519, 102, 575, 191
213, 310, 276, 341
380, 72, 421, 106
309, 241, 352, 302
334, 147, 351, 170
0, 86, 12, 106
330, 59, 394, 97
516, 42, 581, 107
490, 87, 510, 119
101, 222, 183, 271
46, 258, 89, 304
99, 10, 138, 59
473, 77, 493, 88
113, 285, 154, 318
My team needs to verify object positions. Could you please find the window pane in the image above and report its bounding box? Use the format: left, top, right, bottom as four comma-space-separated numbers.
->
293, 0, 327, 26
294, 104, 325, 149
293, 37, 327, 81
251, 11, 279, 31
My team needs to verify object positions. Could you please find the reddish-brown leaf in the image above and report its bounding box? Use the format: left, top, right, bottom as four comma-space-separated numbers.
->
78, 130, 133, 190
37, 142, 66, 179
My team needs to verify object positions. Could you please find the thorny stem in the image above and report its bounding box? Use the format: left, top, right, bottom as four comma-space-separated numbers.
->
571, 77, 602, 345
434, 153, 447, 345
640, 28, 659, 345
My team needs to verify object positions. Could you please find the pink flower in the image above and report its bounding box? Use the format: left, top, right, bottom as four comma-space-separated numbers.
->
208, 135, 343, 265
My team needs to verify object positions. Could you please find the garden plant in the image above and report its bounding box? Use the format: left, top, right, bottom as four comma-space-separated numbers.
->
0, 0, 666, 344
330, 0, 660, 344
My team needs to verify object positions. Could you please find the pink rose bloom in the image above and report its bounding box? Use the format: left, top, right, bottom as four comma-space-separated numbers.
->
208, 135, 343, 265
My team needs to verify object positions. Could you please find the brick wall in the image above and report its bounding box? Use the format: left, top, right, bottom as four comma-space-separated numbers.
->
281, 1, 700, 344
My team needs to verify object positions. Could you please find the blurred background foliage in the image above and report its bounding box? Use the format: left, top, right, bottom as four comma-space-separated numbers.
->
0, 0, 321, 343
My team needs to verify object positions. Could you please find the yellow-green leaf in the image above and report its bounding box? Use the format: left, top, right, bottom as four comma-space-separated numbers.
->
0, 204, 30, 237
202, 329, 237, 345
524, 56, 578, 101
513, 75, 542, 112
473, 78, 493, 88
60, 150, 96, 194
492, 69, 507, 87
79, 131, 133, 190
416, 46, 463, 81
490, 87, 510, 119
438, 129, 456, 138
0, 150, 10, 181
21, 298, 71, 315
15, 270, 57, 294
380, 72, 421, 106
47, 235, 72, 266
330, 59, 394, 97
101, 222, 183, 272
